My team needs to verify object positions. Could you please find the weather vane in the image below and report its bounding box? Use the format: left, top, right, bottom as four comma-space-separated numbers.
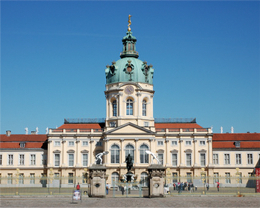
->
128, 14, 132, 31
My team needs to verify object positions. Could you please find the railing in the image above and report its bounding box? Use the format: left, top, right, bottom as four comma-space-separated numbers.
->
155, 118, 196, 123
64, 118, 105, 124
156, 128, 209, 133
0, 175, 259, 196
63, 118, 197, 124
50, 129, 103, 133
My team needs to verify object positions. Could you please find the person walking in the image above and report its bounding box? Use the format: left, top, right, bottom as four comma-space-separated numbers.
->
206, 182, 209, 191
106, 183, 109, 195
76, 182, 80, 190
217, 182, 220, 192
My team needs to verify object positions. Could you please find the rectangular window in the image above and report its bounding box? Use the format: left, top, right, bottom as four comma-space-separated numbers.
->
19, 154, 25, 165
8, 154, 13, 165
30, 154, 36, 165
172, 154, 178, 166
172, 141, 177, 146
54, 154, 60, 166
68, 154, 74, 166
82, 154, 88, 167
186, 153, 192, 166
68, 141, 74, 147
82, 141, 88, 146
247, 154, 253, 164
213, 172, 219, 183
8, 173, 13, 184
236, 154, 241, 165
213, 154, 218, 165
19, 173, 24, 184
172, 172, 178, 183
224, 154, 230, 165
0, 154, 2, 165
185, 141, 191, 145
187, 172, 192, 183
157, 141, 163, 146
225, 172, 231, 184
96, 141, 102, 146
200, 153, 206, 166
42, 154, 47, 165
54, 141, 60, 146
68, 173, 73, 184
200, 141, 206, 145
158, 153, 163, 165
112, 100, 117, 117
30, 173, 35, 184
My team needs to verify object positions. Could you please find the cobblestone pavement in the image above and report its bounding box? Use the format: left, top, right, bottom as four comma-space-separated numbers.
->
1, 196, 260, 208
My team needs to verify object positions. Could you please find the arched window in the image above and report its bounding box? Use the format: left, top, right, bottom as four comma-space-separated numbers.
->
111, 144, 120, 163
112, 100, 117, 117
111, 172, 119, 186
140, 144, 149, 164
142, 100, 147, 116
140, 172, 148, 187
126, 99, 133, 115
125, 144, 134, 162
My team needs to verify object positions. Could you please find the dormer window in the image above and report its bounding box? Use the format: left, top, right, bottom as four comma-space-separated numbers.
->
20, 142, 25, 148
234, 141, 240, 148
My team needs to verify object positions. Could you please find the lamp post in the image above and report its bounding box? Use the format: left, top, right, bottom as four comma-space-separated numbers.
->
201, 168, 206, 195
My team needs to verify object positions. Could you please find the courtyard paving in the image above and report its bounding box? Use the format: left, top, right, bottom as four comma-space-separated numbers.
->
1, 196, 260, 207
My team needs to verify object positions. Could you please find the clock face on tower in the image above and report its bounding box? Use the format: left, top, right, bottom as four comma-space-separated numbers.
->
124, 85, 134, 94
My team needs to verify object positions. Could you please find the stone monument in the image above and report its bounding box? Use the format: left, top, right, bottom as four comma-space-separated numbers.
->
88, 151, 108, 198
146, 151, 165, 197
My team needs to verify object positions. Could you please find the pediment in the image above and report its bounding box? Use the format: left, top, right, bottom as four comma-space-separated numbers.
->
105, 122, 155, 135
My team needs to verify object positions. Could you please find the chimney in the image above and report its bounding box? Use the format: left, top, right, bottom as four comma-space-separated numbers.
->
6, 130, 11, 136
220, 126, 223, 133
31, 131, 36, 135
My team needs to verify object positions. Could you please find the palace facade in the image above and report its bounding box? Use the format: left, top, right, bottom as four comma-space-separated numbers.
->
0, 22, 259, 188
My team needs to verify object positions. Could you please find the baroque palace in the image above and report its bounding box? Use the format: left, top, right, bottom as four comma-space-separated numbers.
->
1, 19, 260, 188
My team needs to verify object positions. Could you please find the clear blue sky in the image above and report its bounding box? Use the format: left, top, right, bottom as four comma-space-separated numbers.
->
1, 1, 260, 134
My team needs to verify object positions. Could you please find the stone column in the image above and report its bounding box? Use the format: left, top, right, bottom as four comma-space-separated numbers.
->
165, 138, 169, 166
120, 138, 124, 165
76, 138, 80, 166
207, 138, 212, 166
179, 138, 183, 166
61, 139, 65, 167
135, 138, 139, 164
193, 139, 197, 166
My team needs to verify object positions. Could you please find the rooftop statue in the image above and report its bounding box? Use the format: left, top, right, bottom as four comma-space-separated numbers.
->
145, 150, 161, 164
128, 14, 132, 31
95, 151, 109, 165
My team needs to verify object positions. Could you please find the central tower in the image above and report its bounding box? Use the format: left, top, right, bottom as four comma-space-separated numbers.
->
104, 16, 155, 130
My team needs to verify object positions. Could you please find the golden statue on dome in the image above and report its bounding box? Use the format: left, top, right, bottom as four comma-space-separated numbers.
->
128, 14, 132, 31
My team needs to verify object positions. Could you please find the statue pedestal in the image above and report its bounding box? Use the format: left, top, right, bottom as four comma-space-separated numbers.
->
147, 164, 166, 198
88, 165, 107, 198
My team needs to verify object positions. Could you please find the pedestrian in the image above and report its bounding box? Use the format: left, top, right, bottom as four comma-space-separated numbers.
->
106, 183, 109, 195
76, 182, 80, 190
217, 183, 219, 192
206, 182, 209, 191
173, 183, 176, 190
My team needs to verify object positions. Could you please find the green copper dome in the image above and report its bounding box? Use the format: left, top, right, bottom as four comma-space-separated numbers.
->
105, 30, 154, 85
